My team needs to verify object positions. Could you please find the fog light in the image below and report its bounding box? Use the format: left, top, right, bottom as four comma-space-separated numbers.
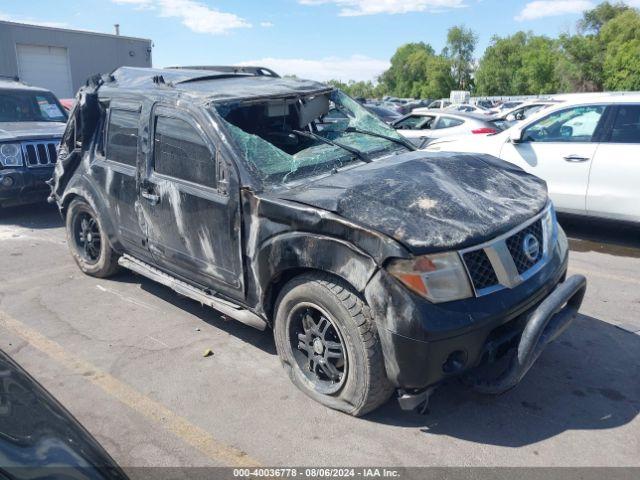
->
1, 175, 14, 187
442, 350, 467, 374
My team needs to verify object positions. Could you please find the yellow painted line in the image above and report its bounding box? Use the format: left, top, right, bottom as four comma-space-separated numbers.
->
570, 267, 640, 286
0, 311, 260, 468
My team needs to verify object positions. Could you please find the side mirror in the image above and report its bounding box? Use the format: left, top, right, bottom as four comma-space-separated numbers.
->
506, 113, 516, 121
509, 128, 524, 144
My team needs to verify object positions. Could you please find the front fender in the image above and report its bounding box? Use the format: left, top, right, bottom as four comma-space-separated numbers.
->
255, 232, 378, 294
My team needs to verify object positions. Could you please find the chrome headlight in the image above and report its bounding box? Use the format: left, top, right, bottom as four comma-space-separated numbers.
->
0, 143, 23, 167
542, 203, 557, 239
542, 202, 566, 258
556, 225, 569, 259
388, 252, 473, 303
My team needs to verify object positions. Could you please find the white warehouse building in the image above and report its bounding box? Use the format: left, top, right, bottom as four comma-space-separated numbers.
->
0, 21, 152, 98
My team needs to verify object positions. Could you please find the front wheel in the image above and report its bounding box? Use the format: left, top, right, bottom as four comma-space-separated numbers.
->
65, 198, 120, 278
274, 273, 393, 416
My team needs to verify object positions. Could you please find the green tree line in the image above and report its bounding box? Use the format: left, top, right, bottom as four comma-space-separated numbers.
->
331, 2, 640, 99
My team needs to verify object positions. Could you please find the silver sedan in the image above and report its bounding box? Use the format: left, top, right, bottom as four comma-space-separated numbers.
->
392, 108, 502, 147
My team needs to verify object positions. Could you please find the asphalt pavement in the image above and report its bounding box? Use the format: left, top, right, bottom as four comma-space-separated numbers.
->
0, 203, 638, 468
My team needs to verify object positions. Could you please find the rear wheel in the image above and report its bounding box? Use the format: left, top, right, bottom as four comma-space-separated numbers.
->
274, 273, 393, 416
66, 198, 119, 278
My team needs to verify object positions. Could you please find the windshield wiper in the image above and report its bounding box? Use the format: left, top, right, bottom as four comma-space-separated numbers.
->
345, 126, 416, 151
292, 130, 371, 163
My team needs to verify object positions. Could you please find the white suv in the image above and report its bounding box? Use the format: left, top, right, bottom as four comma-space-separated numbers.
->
426, 95, 640, 224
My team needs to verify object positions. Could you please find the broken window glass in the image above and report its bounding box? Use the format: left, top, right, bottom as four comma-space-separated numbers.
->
211, 89, 409, 186
154, 115, 216, 186
107, 109, 139, 166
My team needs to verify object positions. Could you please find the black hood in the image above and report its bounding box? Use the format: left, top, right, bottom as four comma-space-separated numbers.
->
276, 151, 548, 254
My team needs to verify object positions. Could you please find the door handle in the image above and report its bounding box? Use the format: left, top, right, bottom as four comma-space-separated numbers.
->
141, 189, 160, 205
563, 154, 590, 163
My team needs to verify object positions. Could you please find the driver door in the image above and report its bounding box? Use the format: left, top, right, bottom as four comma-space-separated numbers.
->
137, 104, 244, 299
499, 105, 608, 214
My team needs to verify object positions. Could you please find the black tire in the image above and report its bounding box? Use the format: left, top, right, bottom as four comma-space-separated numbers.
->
65, 198, 119, 278
274, 273, 394, 416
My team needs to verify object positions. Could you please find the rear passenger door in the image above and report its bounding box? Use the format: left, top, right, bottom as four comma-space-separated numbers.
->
138, 105, 244, 297
587, 104, 640, 222
101, 102, 150, 259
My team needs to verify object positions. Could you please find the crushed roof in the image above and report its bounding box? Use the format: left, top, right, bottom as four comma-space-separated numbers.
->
105, 67, 331, 104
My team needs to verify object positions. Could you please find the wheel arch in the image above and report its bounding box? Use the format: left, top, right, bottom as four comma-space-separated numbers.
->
60, 185, 119, 248
256, 233, 379, 323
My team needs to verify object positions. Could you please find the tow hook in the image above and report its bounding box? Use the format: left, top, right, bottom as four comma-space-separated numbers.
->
397, 387, 435, 414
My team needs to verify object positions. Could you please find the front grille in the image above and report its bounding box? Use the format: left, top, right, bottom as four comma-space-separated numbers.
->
22, 140, 58, 167
461, 214, 549, 296
463, 249, 499, 291
505, 220, 544, 274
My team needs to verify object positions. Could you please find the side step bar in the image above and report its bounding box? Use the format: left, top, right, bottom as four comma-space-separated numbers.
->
118, 254, 268, 331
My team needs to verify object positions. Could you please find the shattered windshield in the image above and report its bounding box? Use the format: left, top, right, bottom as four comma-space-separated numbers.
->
212, 89, 411, 186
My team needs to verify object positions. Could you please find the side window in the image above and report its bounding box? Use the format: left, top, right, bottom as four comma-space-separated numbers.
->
153, 115, 216, 187
609, 105, 640, 144
107, 109, 139, 166
522, 105, 605, 143
394, 115, 426, 130
434, 117, 464, 129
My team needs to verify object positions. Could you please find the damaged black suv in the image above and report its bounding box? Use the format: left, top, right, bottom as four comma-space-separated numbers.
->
51, 67, 586, 416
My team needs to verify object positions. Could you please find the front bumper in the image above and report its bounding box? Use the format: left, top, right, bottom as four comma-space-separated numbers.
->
364, 242, 580, 389
0, 167, 53, 207
469, 274, 586, 394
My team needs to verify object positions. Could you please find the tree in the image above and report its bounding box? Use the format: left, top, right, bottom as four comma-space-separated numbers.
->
326, 80, 385, 99
556, 33, 604, 92
580, 1, 630, 33
475, 32, 560, 95
421, 55, 456, 99
474, 32, 527, 95
378, 42, 435, 97
443, 25, 477, 90
377, 42, 455, 99
600, 9, 640, 90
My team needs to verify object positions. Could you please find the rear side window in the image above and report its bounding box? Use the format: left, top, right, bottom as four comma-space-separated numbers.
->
153, 115, 216, 187
434, 117, 464, 129
395, 115, 432, 130
107, 109, 139, 166
609, 105, 640, 144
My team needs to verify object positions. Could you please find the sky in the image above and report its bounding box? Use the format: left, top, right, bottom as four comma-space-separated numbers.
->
1, 0, 639, 82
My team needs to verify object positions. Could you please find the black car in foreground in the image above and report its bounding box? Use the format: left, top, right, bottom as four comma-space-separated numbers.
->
0, 78, 66, 208
0, 349, 126, 479
50, 67, 586, 416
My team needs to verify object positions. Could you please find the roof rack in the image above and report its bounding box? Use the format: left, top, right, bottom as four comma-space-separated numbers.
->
166, 66, 280, 78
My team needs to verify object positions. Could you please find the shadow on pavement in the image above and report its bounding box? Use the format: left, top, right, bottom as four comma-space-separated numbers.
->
8, 203, 637, 447
560, 214, 640, 258
111, 270, 277, 356
368, 312, 640, 446
0, 202, 62, 230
